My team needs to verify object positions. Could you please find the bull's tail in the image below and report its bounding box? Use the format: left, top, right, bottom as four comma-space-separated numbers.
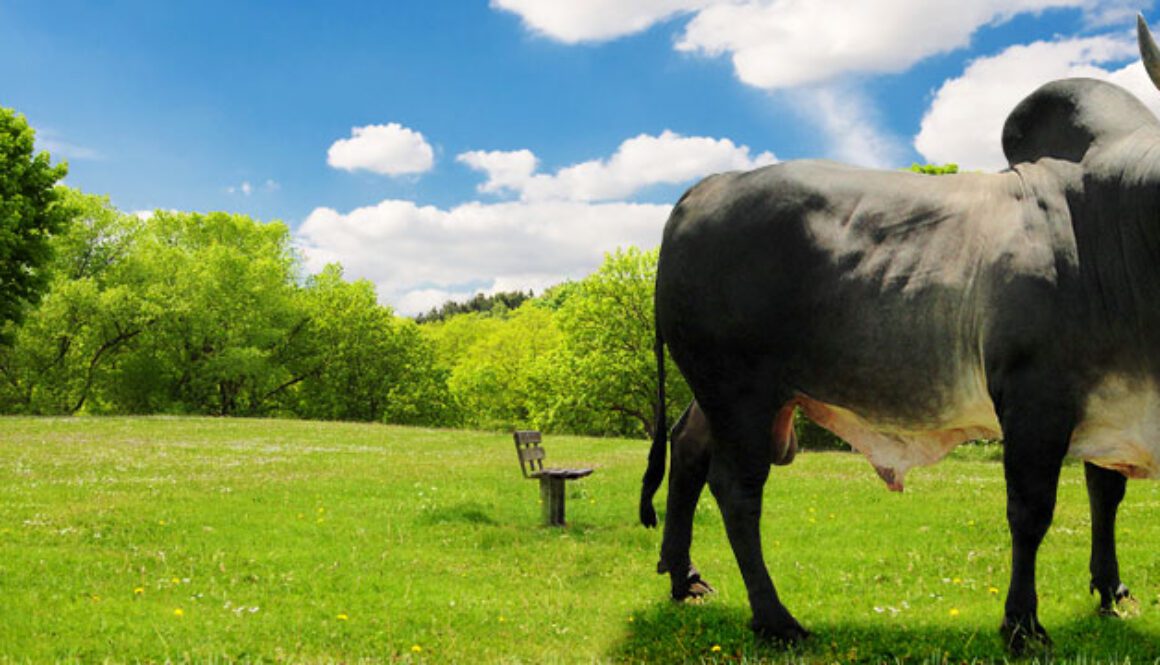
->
639, 325, 668, 528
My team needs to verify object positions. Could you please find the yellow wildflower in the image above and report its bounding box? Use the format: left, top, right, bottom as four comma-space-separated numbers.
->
710, 644, 722, 653
949, 608, 960, 618
411, 645, 422, 653
988, 586, 1000, 595
174, 608, 185, 618
337, 613, 349, 621
133, 587, 144, 596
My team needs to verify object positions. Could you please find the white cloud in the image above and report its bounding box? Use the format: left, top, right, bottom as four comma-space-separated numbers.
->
295, 198, 670, 315
787, 85, 905, 167
1082, 1, 1154, 28
302, 130, 778, 313
915, 35, 1154, 171
457, 149, 538, 194
674, 0, 1084, 89
457, 130, 775, 202
493, 1, 1136, 89
490, 0, 709, 43
326, 123, 435, 176
396, 288, 479, 317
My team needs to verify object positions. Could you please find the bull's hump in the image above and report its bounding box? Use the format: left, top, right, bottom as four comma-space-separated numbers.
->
1071, 375, 1160, 479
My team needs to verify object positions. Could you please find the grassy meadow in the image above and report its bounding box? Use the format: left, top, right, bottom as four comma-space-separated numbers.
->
1, 417, 1159, 663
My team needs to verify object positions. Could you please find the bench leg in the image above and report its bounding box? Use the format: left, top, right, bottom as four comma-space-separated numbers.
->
540, 476, 566, 526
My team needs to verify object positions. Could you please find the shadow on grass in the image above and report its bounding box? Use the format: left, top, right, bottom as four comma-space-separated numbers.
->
420, 501, 499, 526
609, 600, 1160, 663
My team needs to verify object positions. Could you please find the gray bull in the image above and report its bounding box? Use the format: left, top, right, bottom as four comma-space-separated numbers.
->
640, 15, 1160, 653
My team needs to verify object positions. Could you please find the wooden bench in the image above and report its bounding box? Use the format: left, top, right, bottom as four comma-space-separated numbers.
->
513, 430, 593, 526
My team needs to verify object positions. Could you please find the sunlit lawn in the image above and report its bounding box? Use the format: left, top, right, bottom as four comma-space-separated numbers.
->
1, 416, 1158, 662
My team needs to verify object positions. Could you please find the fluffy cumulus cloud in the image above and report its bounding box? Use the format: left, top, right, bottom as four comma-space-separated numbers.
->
456, 149, 538, 194
489, 0, 710, 43
457, 130, 775, 202
326, 123, 435, 176
296, 198, 670, 315
674, 0, 1087, 89
491, 0, 1139, 89
915, 35, 1159, 171
300, 129, 778, 314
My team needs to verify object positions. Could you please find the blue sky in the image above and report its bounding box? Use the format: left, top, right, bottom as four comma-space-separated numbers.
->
2, 1, 1158, 314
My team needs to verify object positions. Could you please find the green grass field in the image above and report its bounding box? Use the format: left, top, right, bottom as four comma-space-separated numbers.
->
1, 417, 1158, 663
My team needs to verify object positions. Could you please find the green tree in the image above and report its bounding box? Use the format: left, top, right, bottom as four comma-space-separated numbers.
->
105, 211, 307, 415
293, 264, 455, 425
0, 190, 148, 413
540, 247, 691, 438
380, 318, 458, 427
0, 107, 69, 341
422, 312, 505, 372
414, 290, 533, 323
445, 304, 561, 431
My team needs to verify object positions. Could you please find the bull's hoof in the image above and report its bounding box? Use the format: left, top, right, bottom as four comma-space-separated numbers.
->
1000, 614, 1051, 655
1092, 582, 1132, 617
752, 609, 810, 645
670, 564, 715, 600
686, 569, 715, 598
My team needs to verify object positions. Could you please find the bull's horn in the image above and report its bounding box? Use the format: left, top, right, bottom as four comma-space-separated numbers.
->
1138, 14, 1160, 91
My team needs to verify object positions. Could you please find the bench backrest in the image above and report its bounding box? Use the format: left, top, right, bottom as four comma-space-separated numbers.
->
513, 430, 545, 478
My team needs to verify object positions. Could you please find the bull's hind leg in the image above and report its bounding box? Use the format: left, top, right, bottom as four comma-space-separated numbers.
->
1085, 462, 1131, 614
659, 404, 714, 600
996, 389, 1072, 653
706, 404, 807, 643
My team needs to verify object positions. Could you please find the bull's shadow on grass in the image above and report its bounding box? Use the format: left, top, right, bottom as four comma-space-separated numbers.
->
610, 600, 1160, 663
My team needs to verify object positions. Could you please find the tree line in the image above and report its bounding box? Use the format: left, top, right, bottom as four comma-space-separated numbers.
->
0, 186, 696, 438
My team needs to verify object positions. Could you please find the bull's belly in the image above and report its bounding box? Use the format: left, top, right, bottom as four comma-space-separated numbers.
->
795, 390, 1001, 491
799, 374, 1160, 490
1070, 375, 1160, 480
